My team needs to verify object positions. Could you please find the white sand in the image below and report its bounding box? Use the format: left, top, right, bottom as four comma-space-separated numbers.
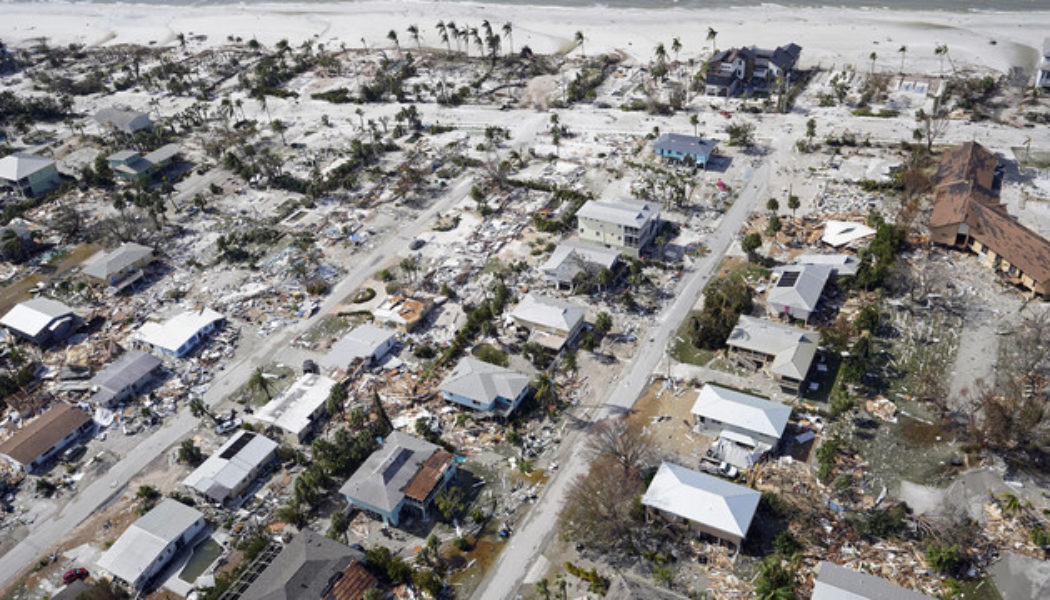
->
2, 1, 1049, 76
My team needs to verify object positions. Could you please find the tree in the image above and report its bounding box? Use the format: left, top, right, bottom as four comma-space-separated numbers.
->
914, 106, 948, 154
805, 118, 816, 139
766, 197, 779, 213
0, 229, 27, 263
934, 43, 955, 75
787, 195, 800, 216
407, 24, 421, 49
727, 122, 755, 147
329, 509, 349, 542
869, 51, 877, 75
326, 383, 347, 416
561, 456, 645, 553
275, 501, 308, 528
249, 367, 273, 401
387, 30, 400, 54
594, 312, 612, 334
502, 22, 514, 55
754, 557, 796, 600
189, 397, 216, 423
689, 113, 699, 137
671, 37, 682, 63
898, 44, 907, 73
586, 419, 654, 477
372, 392, 392, 436
536, 578, 551, 600
741, 232, 762, 258
706, 27, 718, 55
178, 439, 204, 466
574, 31, 585, 57
654, 42, 667, 66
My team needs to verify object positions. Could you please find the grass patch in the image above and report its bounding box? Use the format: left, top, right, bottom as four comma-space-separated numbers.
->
299, 312, 370, 348
669, 310, 715, 366
228, 363, 296, 406
802, 354, 841, 404
951, 578, 1003, 600
1011, 147, 1050, 170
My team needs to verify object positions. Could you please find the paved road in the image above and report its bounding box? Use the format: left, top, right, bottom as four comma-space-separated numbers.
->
472, 136, 787, 600
0, 176, 473, 591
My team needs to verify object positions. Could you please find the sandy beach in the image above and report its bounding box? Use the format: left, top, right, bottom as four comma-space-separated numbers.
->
2, 1, 1049, 76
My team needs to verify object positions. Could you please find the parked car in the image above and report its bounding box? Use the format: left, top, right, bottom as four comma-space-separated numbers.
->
409, 238, 425, 250
61, 444, 87, 464
62, 568, 88, 585
698, 456, 739, 479
215, 418, 243, 435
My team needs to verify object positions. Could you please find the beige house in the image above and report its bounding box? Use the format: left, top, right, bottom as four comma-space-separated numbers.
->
576, 199, 660, 257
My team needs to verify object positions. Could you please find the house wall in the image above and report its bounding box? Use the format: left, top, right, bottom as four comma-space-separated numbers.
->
692, 417, 780, 448
577, 215, 657, 258
134, 517, 207, 588
442, 391, 497, 412
370, 337, 397, 363
26, 420, 94, 473
345, 495, 403, 526
768, 300, 813, 322
650, 508, 744, 548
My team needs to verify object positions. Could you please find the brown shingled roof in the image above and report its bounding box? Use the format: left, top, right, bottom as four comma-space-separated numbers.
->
966, 202, 1050, 285
325, 561, 378, 600
930, 182, 1004, 229
935, 141, 998, 194
0, 403, 91, 467
402, 449, 453, 502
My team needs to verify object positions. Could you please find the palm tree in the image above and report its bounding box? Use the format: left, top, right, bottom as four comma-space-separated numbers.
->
535, 578, 551, 600
502, 22, 514, 55
436, 21, 451, 51
787, 195, 800, 216
486, 33, 502, 64
689, 113, 699, 137
671, 36, 682, 63
706, 27, 718, 55
897, 45, 907, 73
1, 229, 26, 262
654, 42, 667, 65
574, 30, 585, 57
188, 397, 216, 423
447, 21, 460, 52
533, 374, 558, 408
355, 107, 365, 129
387, 30, 400, 54
329, 509, 349, 542
869, 51, 877, 75
407, 24, 421, 49
249, 367, 273, 401
934, 43, 955, 75
1000, 493, 1023, 516
471, 27, 483, 56
767, 197, 779, 213
270, 119, 287, 145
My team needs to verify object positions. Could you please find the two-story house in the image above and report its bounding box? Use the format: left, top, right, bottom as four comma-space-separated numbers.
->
576, 199, 660, 257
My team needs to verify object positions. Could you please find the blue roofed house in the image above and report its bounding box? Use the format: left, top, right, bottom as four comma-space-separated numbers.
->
654, 134, 717, 169
339, 432, 455, 527
439, 358, 530, 417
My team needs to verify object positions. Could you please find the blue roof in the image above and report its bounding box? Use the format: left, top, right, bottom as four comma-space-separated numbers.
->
654, 133, 717, 157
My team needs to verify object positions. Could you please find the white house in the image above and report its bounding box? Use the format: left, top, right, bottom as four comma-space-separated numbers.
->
0, 153, 61, 197
691, 384, 791, 469
509, 293, 587, 351
821, 220, 876, 248
540, 241, 620, 291
812, 561, 936, 600
88, 350, 163, 407
133, 308, 225, 358
641, 462, 760, 548
0, 297, 78, 346
183, 430, 278, 506
767, 264, 832, 322
96, 499, 207, 590
94, 107, 152, 135
320, 324, 396, 372
576, 199, 660, 257
251, 373, 336, 442
439, 358, 530, 417
81, 242, 154, 292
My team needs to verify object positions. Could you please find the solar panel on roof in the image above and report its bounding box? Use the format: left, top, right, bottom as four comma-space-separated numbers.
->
219, 431, 256, 459
777, 271, 801, 287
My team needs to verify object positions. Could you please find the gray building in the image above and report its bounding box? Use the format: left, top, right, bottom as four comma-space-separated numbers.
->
94, 107, 152, 135
0, 403, 93, 472
0, 153, 61, 197
81, 242, 154, 291
439, 358, 530, 417
767, 264, 832, 322
183, 430, 278, 506
88, 350, 163, 407
238, 530, 376, 600
320, 324, 396, 372
812, 561, 935, 600
509, 293, 587, 351
576, 199, 660, 257
96, 499, 207, 589
0, 297, 78, 346
540, 241, 620, 291
653, 133, 717, 169
725, 315, 820, 394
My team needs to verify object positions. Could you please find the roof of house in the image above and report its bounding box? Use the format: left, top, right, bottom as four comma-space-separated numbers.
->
439, 358, 530, 406
320, 324, 396, 370
325, 561, 379, 600
964, 200, 1050, 285
183, 430, 278, 502
94, 108, 151, 132
540, 241, 620, 283
726, 315, 820, 380
812, 561, 935, 600
576, 199, 660, 228
690, 384, 791, 440
510, 293, 586, 335
96, 499, 204, 585
82, 242, 153, 280
641, 462, 760, 539
252, 373, 336, 437
142, 144, 180, 165
241, 530, 368, 600
133, 307, 223, 354
768, 43, 802, 70
768, 264, 832, 315
606, 574, 693, 600
821, 221, 876, 248
107, 150, 140, 162
373, 295, 428, 326
935, 141, 998, 195
0, 153, 55, 181
793, 254, 860, 276
339, 431, 450, 513
929, 181, 1005, 229
0, 297, 75, 338
89, 350, 162, 404
654, 133, 718, 157
0, 403, 92, 467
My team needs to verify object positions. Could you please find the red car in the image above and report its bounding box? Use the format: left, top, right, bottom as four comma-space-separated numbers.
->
62, 568, 88, 585
720, 110, 732, 118
716, 181, 728, 191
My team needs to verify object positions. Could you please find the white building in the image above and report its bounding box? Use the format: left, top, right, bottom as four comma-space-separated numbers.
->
792, 254, 860, 277
133, 308, 224, 358
251, 373, 336, 442
725, 315, 820, 394
691, 384, 791, 469
0, 297, 78, 346
0, 153, 61, 197
183, 430, 278, 506
641, 462, 760, 548
320, 324, 396, 372
509, 293, 587, 351
812, 561, 935, 600
540, 241, 620, 291
767, 264, 832, 322
96, 498, 206, 589
821, 220, 876, 248
576, 199, 660, 257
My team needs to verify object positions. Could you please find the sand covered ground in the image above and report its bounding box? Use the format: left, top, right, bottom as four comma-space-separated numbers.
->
1, 1, 1048, 77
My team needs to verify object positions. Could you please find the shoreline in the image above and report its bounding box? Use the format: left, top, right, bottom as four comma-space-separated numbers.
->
1, 1, 1049, 75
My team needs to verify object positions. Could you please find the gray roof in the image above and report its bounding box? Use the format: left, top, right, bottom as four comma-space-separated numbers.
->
541, 241, 621, 283
793, 254, 860, 276
89, 350, 161, 405
82, 242, 153, 280
642, 462, 760, 539
0, 297, 74, 338
768, 43, 802, 70
0, 153, 54, 181
241, 530, 362, 600
107, 149, 139, 162
142, 144, 179, 164
97, 498, 204, 585
510, 293, 586, 335
654, 133, 717, 157
320, 324, 395, 370
768, 264, 832, 315
183, 430, 278, 503
690, 384, 791, 440
576, 199, 659, 229
440, 358, 530, 406
339, 431, 440, 513
94, 108, 151, 134
726, 315, 820, 380
813, 561, 935, 600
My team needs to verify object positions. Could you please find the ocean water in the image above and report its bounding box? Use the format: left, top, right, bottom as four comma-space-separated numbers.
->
5, 0, 1050, 11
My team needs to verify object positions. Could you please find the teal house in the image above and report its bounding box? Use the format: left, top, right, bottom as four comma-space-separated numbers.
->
654, 133, 717, 169
439, 357, 530, 417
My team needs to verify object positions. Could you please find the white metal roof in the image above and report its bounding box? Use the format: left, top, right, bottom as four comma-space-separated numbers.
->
81, 242, 153, 280
576, 199, 659, 229
793, 254, 860, 276
768, 264, 832, 315
439, 358, 530, 405
510, 293, 586, 335
0, 298, 74, 338
133, 308, 223, 355
96, 498, 203, 585
641, 462, 760, 539
822, 220, 876, 248
726, 315, 820, 380
0, 153, 54, 181
252, 373, 336, 437
182, 430, 278, 502
813, 561, 936, 600
320, 324, 395, 370
540, 241, 620, 280
690, 384, 791, 440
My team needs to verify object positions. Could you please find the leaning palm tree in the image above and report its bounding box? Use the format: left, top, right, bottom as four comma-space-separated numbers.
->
447, 21, 460, 52
690, 113, 699, 137
671, 36, 682, 63
574, 30, 585, 57
471, 27, 483, 56
706, 27, 718, 55
387, 29, 400, 54
407, 24, 421, 50
897, 45, 907, 73
249, 367, 273, 401
1000, 493, 1024, 516
502, 22, 513, 55
934, 43, 955, 75
188, 397, 217, 423
436, 20, 451, 51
